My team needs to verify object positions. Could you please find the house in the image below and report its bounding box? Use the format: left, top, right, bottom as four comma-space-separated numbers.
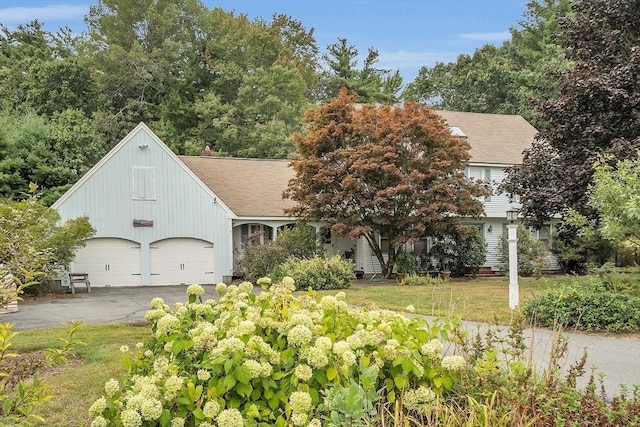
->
53, 113, 555, 287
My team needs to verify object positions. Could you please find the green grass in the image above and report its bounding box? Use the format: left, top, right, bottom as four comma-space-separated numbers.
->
312, 275, 580, 324
11, 323, 150, 426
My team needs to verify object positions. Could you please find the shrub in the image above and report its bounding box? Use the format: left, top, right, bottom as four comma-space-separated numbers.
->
400, 274, 444, 286
89, 280, 464, 427
522, 278, 640, 333
276, 223, 323, 260
239, 242, 286, 282
0, 185, 94, 288
498, 224, 548, 277
271, 256, 354, 290
430, 226, 487, 276
239, 223, 323, 282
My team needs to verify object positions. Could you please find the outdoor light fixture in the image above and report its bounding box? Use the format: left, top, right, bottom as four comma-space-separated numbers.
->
487, 225, 493, 233
506, 208, 519, 309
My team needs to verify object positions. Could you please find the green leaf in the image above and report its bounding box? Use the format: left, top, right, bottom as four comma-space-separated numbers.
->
223, 375, 237, 392
159, 409, 171, 427
234, 365, 252, 385
393, 375, 407, 389
245, 403, 261, 418
224, 358, 234, 374
326, 366, 337, 381
268, 395, 280, 410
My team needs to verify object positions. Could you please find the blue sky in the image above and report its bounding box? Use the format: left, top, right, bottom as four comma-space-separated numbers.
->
0, 0, 529, 82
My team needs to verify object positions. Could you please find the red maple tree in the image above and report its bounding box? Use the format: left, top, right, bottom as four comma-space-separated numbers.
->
285, 88, 488, 277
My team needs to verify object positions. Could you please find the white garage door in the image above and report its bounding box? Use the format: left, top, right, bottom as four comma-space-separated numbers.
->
150, 238, 215, 285
71, 238, 141, 287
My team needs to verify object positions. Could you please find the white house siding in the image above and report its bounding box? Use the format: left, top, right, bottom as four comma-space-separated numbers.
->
54, 125, 234, 286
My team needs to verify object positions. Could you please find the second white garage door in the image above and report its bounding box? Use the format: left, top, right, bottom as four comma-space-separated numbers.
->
149, 238, 215, 285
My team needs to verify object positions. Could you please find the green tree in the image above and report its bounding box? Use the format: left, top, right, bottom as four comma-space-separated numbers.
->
404, 0, 572, 125
285, 88, 488, 278
503, 0, 640, 225
0, 185, 95, 284
315, 38, 403, 104
0, 22, 96, 116
588, 153, 640, 246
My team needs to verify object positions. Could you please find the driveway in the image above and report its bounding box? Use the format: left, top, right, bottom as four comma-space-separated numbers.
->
3, 285, 639, 396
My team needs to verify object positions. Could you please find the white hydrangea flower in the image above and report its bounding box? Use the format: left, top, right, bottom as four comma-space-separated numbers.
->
140, 398, 163, 420
420, 339, 444, 360
294, 364, 313, 381
120, 409, 142, 427
287, 324, 312, 347
306, 346, 329, 368
291, 412, 308, 426
332, 340, 350, 355
136, 342, 145, 349
441, 355, 466, 371
197, 369, 211, 381
319, 295, 338, 311
289, 391, 312, 413
90, 416, 108, 427
403, 385, 437, 415
307, 419, 322, 427
89, 397, 107, 418
341, 349, 357, 367
155, 314, 180, 337
238, 281, 254, 293
104, 378, 119, 397
150, 297, 166, 308
186, 284, 205, 296
314, 336, 332, 352
216, 408, 244, 427
120, 345, 129, 353
203, 400, 221, 418
256, 276, 272, 289
281, 276, 295, 288
164, 376, 183, 393
215, 282, 227, 295
405, 304, 415, 313
171, 417, 185, 427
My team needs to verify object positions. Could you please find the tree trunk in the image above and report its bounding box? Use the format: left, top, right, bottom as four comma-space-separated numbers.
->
363, 233, 395, 278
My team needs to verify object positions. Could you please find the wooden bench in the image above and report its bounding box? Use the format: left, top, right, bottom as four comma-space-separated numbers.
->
68, 273, 91, 294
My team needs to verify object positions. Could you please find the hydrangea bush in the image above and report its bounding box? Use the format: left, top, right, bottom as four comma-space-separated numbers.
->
89, 279, 465, 427
270, 256, 354, 290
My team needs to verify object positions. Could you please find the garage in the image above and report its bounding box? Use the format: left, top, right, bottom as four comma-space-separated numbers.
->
149, 238, 215, 285
71, 238, 141, 287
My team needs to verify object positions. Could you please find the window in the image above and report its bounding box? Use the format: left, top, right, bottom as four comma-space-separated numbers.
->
467, 167, 492, 201
132, 167, 156, 200
538, 225, 551, 249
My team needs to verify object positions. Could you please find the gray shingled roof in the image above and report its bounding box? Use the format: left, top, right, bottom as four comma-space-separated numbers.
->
178, 156, 296, 217
438, 111, 536, 165
179, 111, 536, 217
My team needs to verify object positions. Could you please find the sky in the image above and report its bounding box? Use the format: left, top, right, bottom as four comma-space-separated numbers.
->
0, 0, 530, 83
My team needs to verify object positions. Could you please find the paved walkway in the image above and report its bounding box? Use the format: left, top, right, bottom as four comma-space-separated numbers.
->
3, 285, 639, 396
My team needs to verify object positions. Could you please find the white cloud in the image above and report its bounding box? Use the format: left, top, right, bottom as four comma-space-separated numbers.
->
0, 5, 88, 25
457, 31, 511, 42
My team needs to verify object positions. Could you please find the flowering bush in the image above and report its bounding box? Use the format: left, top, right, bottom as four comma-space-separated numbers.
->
271, 256, 354, 290
89, 279, 465, 426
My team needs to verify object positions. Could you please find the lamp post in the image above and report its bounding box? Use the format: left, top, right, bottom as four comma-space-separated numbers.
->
506, 208, 519, 309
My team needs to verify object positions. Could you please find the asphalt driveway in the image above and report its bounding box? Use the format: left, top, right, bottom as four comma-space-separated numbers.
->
3, 285, 639, 396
